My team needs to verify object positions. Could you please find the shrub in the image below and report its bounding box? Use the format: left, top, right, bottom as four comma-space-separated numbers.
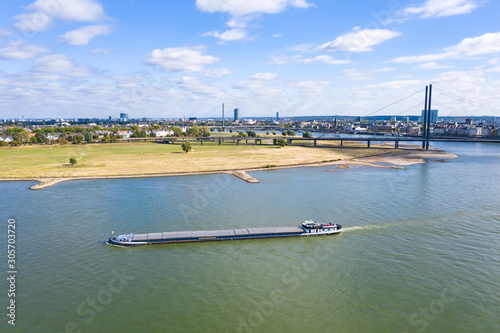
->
277, 139, 287, 147
181, 141, 192, 153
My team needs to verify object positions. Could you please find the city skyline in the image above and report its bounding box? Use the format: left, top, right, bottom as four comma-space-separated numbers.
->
1, 0, 500, 119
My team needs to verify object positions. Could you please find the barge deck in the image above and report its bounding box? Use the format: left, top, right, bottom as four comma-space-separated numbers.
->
108, 221, 341, 246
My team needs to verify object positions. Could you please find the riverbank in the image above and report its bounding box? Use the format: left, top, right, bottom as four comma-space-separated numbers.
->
0, 144, 456, 189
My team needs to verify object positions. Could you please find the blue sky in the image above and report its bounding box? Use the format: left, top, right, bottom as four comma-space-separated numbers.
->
1, 0, 500, 119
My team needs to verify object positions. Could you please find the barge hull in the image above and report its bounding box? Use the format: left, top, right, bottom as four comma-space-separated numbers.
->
109, 225, 341, 246
109, 224, 342, 246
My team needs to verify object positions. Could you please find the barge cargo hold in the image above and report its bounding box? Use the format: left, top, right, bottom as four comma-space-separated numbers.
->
108, 221, 342, 246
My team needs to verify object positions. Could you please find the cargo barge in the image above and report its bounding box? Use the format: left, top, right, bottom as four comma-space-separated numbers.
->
108, 220, 341, 246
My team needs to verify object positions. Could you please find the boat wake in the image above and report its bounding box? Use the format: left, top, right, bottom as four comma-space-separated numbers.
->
342, 225, 383, 232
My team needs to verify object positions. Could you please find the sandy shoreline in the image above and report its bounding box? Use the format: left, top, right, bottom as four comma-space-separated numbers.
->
0, 148, 456, 190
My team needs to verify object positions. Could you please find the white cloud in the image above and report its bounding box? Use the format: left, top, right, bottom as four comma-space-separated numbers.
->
447, 32, 500, 56
374, 67, 396, 73
0, 41, 50, 60
176, 76, 227, 99
489, 57, 500, 65
417, 62, 454, 70
316, 28, 402, 53
195, 0, 314, 16
342, 67, 395, 81
249, 73, 278, 80
60, 25, 112, 45
280, 43, 316, 53
144, 46, 219, 72
196, 0, 314, 43
366, 79, 424, 89
307, 55, 353, 65
203, 28, 247, 42
91, 48, 113, 55
226, 18, 248, 28
204, 68, 234, 77
233, 80, 282, 96
0, 29, 12, 36
31, 54, 93, 76
392, 32, 500, 64
290, 80, 330, 92
487, 66, 500, 73
343, 69, 369, 81
403, 0, 480, 18
15, 0, 105, 32
271, 54, 352, 65
233, 72, 283, 96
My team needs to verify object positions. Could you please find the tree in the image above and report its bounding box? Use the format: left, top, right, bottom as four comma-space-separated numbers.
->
181, 141, 192, 153
246, 130, 256, 137
187, 125, 201, 137
84, 131, 93, 143
35, 132, 46, 144
14, 130, 29, 144
171, 126, 182, 137
69, 157, 77, 165
266, 131, 270, 135
288, 130, 296, 137
303, 132, 312, 138
282, 130, 288, 136
277, 139, 287, 147
272, 131, 276, 135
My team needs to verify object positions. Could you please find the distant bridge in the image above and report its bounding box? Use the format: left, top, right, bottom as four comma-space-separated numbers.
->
123, 135, 500, 149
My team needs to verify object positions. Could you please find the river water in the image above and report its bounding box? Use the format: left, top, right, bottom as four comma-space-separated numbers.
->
1, 142, 499, 332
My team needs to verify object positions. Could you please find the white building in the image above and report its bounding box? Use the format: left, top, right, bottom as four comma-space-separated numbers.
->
468, 127, 482, 136
117, 130, 133, 138
153, 129, 174, 137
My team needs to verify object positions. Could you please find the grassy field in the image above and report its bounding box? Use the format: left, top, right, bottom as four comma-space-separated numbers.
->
0, 140, 395, 178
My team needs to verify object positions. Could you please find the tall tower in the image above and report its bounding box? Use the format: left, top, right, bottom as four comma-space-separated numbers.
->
276, 112, 279, 120
421, 109, 438, 123
234, 108, 239, 121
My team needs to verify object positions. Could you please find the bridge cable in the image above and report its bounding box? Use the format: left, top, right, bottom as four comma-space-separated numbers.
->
434, 88, 500, 116
364, 89, 424, 117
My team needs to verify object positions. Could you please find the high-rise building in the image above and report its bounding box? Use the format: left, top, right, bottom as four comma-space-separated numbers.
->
119, 113, 129, 121
276, 112, 279, 120
234, 108, 239, 121
421, 109, 438, 123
